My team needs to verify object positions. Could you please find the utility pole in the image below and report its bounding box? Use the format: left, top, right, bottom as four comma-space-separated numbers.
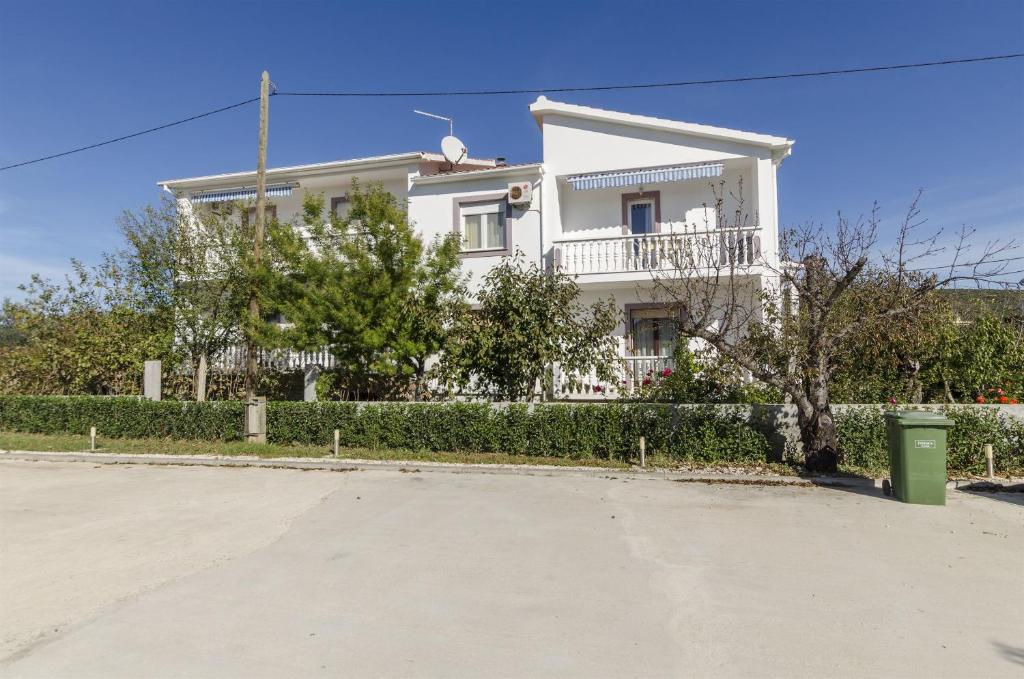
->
245, 70, 270, 443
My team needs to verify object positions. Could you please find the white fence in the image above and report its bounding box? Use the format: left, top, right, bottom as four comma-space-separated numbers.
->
554, 356, 675, 399
213, 345, 336, 372
553, 227, 761, 276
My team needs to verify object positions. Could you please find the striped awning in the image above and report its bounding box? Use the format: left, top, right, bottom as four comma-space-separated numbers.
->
189, 183, 296, 203
566, 163, 723, 191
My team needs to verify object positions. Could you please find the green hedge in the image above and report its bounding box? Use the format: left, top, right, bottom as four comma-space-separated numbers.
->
0, 396, 243, 441
3, 395, 1019, 474
0, 396, 768, 463
836, 406, 1024, 476
268, 401, 769, 462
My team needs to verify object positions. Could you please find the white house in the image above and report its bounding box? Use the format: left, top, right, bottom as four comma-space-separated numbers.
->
158, 97, 794, 399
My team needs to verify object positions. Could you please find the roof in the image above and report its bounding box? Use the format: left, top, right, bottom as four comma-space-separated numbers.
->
158, 151, 497, 190
412, 162, 543, 185
529, 96, 794, 151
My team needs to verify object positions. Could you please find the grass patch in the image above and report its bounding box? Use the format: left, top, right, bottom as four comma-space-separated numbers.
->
0, 431, 630, 469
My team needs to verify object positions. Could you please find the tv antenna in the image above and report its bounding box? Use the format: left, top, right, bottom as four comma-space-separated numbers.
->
413, 109, 454, 136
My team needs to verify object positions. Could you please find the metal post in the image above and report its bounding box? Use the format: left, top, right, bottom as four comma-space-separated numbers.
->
639, 436, 646, 468
984, 443, 994, 479
90, 426, 96, 452
333, 429, 340, 458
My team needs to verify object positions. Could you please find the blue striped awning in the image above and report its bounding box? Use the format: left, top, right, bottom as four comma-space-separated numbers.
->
189, 183, 296, 203
566, 163, 723, 191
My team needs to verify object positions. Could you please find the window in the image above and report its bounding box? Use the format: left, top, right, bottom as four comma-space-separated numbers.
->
460, 201, 506, 252
629, 307, 678, 357
243, 205, 277, 226
330, 196, 349, 220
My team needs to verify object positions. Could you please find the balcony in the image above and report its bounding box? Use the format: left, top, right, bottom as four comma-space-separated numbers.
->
553, 227, 762, 277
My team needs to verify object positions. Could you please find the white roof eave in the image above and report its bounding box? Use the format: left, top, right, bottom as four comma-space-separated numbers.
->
529, 96, 794, 150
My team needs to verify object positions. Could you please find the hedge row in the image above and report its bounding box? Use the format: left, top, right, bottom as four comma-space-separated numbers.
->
0, 396, 243, 441
0, 396, 768, 463
836, 406, 1024, 476
1, 396, 1020, 473
267, 401, 769, 462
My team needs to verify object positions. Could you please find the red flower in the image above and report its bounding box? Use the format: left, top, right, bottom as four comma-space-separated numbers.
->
592, 385, 603, 393
642, 377, 652, 386
976, 395, 986, 404
661, 368, 673, 378
999, 395, 1009, 404
1011, 399, 1019, 405
889, 397, 898, 405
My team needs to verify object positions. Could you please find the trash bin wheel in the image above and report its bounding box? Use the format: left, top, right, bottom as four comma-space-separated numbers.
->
882, 479, 892, 496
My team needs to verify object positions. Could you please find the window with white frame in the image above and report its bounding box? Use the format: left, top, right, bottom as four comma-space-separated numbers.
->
460, 200, 506, 251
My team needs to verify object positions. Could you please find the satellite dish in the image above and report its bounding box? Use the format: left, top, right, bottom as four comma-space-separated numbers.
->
441, 135, 467, 166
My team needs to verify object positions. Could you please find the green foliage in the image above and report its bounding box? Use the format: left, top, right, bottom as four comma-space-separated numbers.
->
0, 260, 174, 396
0, 395, 242, 440
119, 199, 250, 400
835, 405, 1024, 476
439, 253, 619, 401
629, 344, 782, 404
0, 395, 769, 464
266, 185, 467, 400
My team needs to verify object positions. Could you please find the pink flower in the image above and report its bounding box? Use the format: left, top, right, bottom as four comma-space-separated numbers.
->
642, 377, 652, 386
889, 397, 897, 405
661, 368, 673, 378
593, 385, 603, 393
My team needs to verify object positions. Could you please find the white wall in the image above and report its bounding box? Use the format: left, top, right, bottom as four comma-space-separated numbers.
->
408, 171, 542, 297
539, 113, 781, 269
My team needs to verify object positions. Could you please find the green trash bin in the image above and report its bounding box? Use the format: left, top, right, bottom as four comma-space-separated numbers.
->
883, 410, 955, 505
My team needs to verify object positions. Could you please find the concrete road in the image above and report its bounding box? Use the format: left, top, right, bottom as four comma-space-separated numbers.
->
1, 460, 1021, 679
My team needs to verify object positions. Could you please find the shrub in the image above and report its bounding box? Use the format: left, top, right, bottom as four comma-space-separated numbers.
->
835, 405, 1024, 476
0, 395, 243, 440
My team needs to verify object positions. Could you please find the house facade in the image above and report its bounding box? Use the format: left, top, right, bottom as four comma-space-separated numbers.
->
158, 97, 794, 399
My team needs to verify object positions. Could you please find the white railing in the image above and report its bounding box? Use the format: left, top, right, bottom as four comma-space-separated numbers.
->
553, 227, 761, 276
554, 356, 675, 399
213, 345, 336, 372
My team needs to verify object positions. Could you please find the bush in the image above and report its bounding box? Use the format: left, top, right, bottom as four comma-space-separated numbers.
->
0, 395, 770, 464
835, 405, 1024, 476
0, 395, 243, 440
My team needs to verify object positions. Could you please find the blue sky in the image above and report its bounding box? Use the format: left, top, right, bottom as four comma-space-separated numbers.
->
1, 0, 1022, 300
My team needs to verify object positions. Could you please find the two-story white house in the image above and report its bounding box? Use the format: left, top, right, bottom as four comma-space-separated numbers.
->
158, 97, 794, 399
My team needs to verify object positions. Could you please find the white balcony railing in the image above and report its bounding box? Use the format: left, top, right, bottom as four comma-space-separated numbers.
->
554, 355, 675, 399
553, 227, 761, 276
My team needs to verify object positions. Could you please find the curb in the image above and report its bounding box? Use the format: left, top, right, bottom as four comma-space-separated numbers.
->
0, 450, 872, 487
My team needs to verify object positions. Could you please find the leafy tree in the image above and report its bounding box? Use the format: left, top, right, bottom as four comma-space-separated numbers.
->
0, 260, 173, 395
439, 253, 619, 401
651, 185, 1018, 471
119, 199, 250, 400
265, 184, 467, 400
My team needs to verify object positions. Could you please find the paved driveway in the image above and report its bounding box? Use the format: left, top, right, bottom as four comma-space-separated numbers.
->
1, 459, 1021, 678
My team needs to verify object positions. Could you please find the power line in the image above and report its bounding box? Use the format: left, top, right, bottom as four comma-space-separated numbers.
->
0, 97, 259, 171
276, 53, 1024, 97
2, 53, 1022, 172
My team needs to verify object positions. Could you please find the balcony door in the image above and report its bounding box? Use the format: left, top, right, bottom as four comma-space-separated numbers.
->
628, 199, 655, 235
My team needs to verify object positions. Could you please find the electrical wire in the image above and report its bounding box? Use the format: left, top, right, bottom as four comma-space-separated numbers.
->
0, 97, 260, 171
275, 53, 1024, 97
2, 53, 1022, 172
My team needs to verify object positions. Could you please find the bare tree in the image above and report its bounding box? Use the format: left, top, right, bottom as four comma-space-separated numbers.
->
649, 182, 1018, 471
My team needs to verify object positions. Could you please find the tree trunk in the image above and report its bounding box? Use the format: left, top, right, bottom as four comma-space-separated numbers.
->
797, 402, 839, 473
194, 353, 208, 402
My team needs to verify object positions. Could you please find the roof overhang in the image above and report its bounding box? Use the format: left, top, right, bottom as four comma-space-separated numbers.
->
412, 163, 543, 186
529, 96, 795, 152
158, 152, 497, 193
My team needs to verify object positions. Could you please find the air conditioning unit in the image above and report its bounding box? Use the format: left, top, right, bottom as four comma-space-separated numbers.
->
507, 182, 533, 207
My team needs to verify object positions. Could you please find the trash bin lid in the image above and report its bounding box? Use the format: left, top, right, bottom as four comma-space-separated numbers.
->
884, 409, 954, 426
